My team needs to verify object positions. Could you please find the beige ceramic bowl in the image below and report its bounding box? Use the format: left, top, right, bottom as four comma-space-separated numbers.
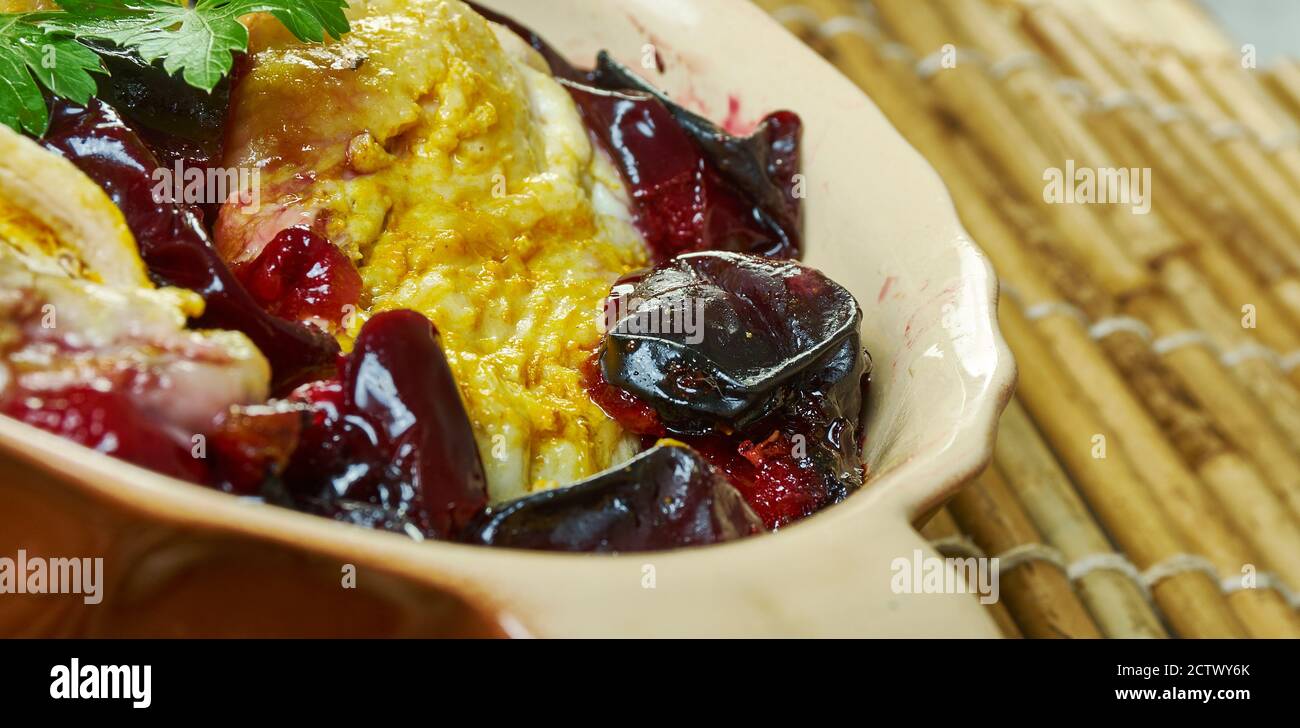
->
0, 0, 1015, 637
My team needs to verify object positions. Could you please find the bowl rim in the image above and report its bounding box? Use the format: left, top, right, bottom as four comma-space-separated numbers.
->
0, 0, 1016, 636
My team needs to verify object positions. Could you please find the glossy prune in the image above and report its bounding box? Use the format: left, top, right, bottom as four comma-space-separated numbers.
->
584, 53, 803, 259
462, 444, 764, 552
271, 310, 489, 540
592, 251, 869, 528
601, 251, 862, 434
87, 42, 237, 172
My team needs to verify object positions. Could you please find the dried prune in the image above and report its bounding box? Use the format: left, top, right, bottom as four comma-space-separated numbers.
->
87, 42, 238, 172
601, 251, 863, 434
208, 402, 304, 496
462, 444, 764, 552
593, 251, 869, 528
584, 53, 802, 259
268, 310, 489, 540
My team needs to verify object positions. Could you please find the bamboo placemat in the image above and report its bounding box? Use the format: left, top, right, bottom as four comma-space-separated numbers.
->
753, 0, 1300, 637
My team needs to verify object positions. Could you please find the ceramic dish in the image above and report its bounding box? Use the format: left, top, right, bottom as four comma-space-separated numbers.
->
0, 0, 1014, 637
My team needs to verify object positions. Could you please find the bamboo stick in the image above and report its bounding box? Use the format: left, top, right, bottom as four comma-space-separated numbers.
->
917, 0, 1300, 517
954, 162, 1300, 617
872, 0, 1150, 298
919, 507, 1024, 638
994, 401, 1170, 638
935, 0, 1300, 456
1152, 0, 1300, 195
1041, 0, 1300, 325
873, 0, 1246, 637
1087, 0, 1300, 258
997, 299, 1244, 637
971, 166, 1300, 596
1264, 59, 1300, 121
1159, 254, 1300, 413
826, 0, 1294, 631
779, 0, 1169, 637
1014, 0, 1300, 344
1126, 292, 1300, 523
1018, 240, 1300, 579
948, 467, 1103, 638
765, 0, 1299, 635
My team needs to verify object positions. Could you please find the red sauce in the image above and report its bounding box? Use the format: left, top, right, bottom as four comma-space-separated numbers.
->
235, 226, 362, 327
3, 386, 208, 484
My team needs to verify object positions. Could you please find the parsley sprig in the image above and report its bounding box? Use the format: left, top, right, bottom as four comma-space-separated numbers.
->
0, 0, 349, 136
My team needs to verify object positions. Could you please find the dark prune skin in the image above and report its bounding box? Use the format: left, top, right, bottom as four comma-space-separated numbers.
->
602, 251, 863, 434
39, 98, 340, 395
86, 43, 247, 228
582, 53, 803, 259
468, 2, 802, 261
563, 83, 798, 261
87, 42, 237, 172
462, 444, 764, 552
270, 310, 489, 540
591, 251, 869, 529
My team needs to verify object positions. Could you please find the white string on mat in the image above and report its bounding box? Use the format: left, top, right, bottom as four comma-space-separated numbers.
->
1067, 552, 1145, 585
930, 536, 987, 560
1001, 285, 1294, 373
1022, 300, 1088, 324
1259, 129, 1300, 153
878, 40, 917, 64
993, 542, 1067, 572
988, 51, 1048, 81
1141, 553, 1220, 589
914, 48, 949, 81
1205, 119, 1251, 144
931, 534, 1300, 613
817, 15, 880, 42
1088, 316, 1153, 342
1150, 102, 1193, 125
1151, 329, 1220, 357
1221, 573, 1300, 610
1053, 78, 1094, 106
1220, 342, 1280, 368
1094, 89, 1144, 114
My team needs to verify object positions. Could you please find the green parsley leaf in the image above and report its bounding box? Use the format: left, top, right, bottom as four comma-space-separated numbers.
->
47, 0, 349, 92
0, 13, 105, 135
